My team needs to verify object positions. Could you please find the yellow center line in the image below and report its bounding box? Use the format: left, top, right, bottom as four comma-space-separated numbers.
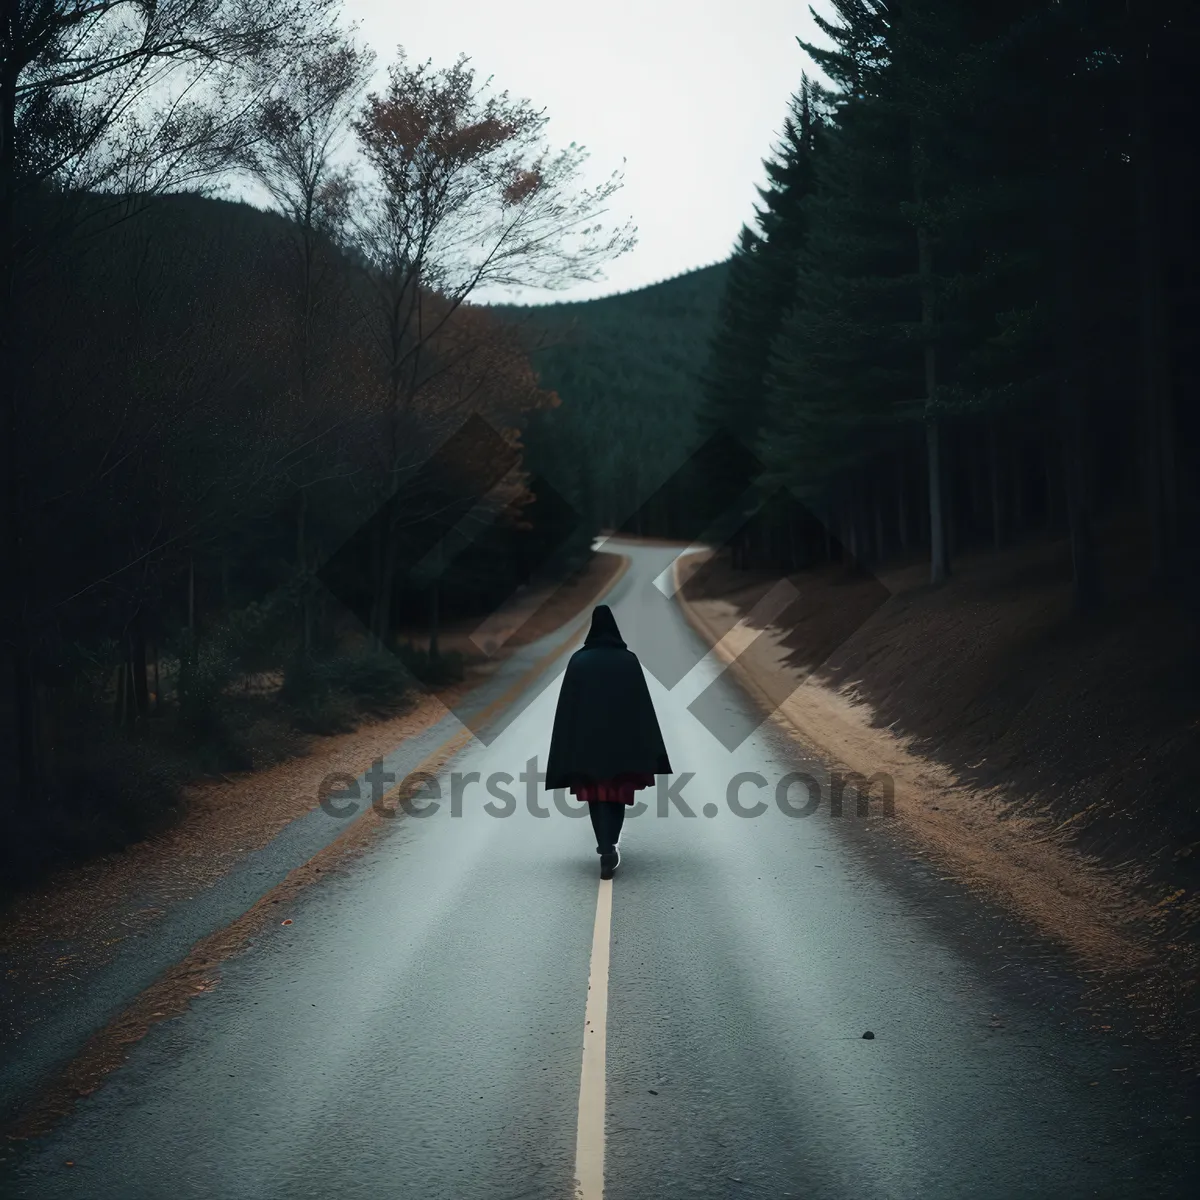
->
574, 876, 613, 1200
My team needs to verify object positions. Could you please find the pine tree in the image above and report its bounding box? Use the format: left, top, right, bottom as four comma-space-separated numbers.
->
762, 0, 1042, 581
696, 77, 828, 557
759, 4, 916, 540
698, 79, 826, 464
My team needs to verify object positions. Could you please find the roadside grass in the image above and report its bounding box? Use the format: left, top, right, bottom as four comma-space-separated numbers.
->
1, 637, 466, 895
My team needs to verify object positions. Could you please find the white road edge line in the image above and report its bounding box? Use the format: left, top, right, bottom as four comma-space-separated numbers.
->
574, 877, 614, 1200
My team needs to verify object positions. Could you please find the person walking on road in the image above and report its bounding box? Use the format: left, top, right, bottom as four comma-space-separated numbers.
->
545, 604, 672, 879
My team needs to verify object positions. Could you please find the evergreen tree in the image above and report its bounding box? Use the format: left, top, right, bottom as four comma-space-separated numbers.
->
759, 2, 917, 567
761, 1, 1052, 580
698, 76, 825, 457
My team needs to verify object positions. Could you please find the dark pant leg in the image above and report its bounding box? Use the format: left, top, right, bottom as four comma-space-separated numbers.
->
608, 803, 626, 846
588, 801, 625, 850
588, 801, 605, 849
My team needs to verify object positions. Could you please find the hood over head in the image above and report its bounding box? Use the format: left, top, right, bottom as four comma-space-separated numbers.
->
583, 604, 626, 649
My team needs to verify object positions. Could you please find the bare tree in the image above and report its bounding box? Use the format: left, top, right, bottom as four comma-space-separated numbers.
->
351, 49, 636, 647
354, 50, 635, 405
241, 35, 375, 399
0, 0, 341, 810
238, 34, 376, 652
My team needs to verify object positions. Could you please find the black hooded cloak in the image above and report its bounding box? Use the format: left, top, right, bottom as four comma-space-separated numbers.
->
544, 605, 672, 790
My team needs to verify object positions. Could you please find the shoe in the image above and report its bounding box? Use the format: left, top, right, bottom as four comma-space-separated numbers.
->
600, 846, 620, 880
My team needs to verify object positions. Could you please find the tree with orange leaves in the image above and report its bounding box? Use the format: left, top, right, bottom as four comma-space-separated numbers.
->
354, 50, 635, 409
351, 49, 634, 650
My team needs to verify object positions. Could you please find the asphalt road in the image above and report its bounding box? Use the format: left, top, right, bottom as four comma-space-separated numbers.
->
1, 540, 1196, 1199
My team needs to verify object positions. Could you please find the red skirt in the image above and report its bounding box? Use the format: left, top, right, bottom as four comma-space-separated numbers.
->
570, 773, 655, 805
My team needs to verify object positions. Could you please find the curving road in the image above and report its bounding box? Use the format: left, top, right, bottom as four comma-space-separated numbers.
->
1, 540, 1195, 1199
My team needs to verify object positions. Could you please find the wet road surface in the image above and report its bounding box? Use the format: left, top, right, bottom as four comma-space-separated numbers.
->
1, 541, 1196, 1198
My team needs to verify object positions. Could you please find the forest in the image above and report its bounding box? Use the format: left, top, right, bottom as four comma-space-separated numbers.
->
515, 0, 1199, 615
0, 2, 632, 884
493, 260, 729, 534
2, 0, 1198, 888
690, 0, 1199, 601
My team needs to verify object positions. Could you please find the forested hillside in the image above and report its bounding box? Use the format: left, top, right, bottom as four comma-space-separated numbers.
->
492, 261, 729, 533
694, 0, 1199, 603
0, 26, 635, 885
509, 1, 1199, 607
660, 0, 1200, 921
3, 0, 1197, 892
0, 187, 575, 880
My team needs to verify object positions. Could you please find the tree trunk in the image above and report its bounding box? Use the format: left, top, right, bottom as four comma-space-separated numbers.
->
297, 488, 312, 655
989, 417, 1004, 552
1061, 388, 1102, 612
313, 582, 330, 655
1043, 435, 1060, 531
132, 615, 150, 717
428, 539, 442, 660
305, 539, 318, 654
873, 484, 885, 565
1, 60, 41, 811
968, 431, 986, 542
368, 516, 384, 647
115, 638, 142, 729
920, 468, 930, 544
1012, 439, 1026, 534
1051, 112, 1102, 613
113, 660, 127, 727
376, 521, 398, 650
839, 498, 856, 574
578, 461, 596, 535
1132, 5, 1178, 582
947, 455, 959, 559
187, 555, 196, 635
897, 454, 910, 552
915, 160, 947, 584
428, 582, 440, 661
926, 418, 948, 584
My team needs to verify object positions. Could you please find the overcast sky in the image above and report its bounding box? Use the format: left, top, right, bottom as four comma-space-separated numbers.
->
342, 1, 829, 305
